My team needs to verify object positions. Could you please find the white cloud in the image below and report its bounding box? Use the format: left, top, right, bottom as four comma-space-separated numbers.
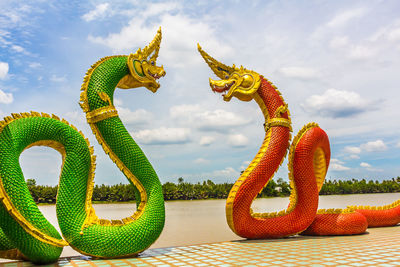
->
0, 30, 11, 47
301, 89, 371, 118
65, 111, 85, 124
360, 162, 383, 172
344, 146, 362, 155
360, 162, 371, 168
114, 98, 123, 106
396, 142, 400, 148
170, 104, 250, 132
330, 163, 350, 171
29, 62, 41, 69
175, 166, 241, 183
170, 104, 201, 117
11, 45, 25, 53
329, 36, 377, 60
194, 158, 210, 164
197, 110, 250, 131
370, 19, 400, 42
0, 3, 34, 29
387, 27, 400, 42
329, 36, 349, 49
328, 36, 379, 62
117, 107, 153, 125
330, 158, 350, 171
132, 127, 190, 145
0, 62, 9, 79
140, 2, 181, 17
199, 136, 215, 146
347, 45, 376, 60
87, 3, 232, 67
211, 167, 240, 180
82, 3, 110, 22
316, 9, 392, 61
278, 66, 318, 79
50, 74, 67, 83
344, 140, 387, 157
326, 8, 367, 28
360, 140, 387, 152
0, 89, 13, 104
227, 134, 249, 148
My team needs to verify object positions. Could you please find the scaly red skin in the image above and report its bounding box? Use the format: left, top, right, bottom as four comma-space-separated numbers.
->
228, 78, 331, 238
228, 78, 372, 238
303, 212, 368, 236
355, 207, 400, 227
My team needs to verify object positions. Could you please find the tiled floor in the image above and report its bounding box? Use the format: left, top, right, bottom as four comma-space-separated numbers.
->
2, 226, 400, 266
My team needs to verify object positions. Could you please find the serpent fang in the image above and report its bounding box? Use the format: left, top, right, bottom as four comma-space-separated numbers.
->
198, 44, 400, 238
0, 28, 166, 264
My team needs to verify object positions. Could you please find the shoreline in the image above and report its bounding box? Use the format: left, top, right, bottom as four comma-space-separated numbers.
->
33, 191, 400, 205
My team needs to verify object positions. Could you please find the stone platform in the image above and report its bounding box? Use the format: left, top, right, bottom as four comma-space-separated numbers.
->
1, 226, 400, 266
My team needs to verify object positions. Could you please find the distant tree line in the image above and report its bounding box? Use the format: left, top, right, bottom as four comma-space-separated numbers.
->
25, 177, 400, 204
319, 178, 400, 195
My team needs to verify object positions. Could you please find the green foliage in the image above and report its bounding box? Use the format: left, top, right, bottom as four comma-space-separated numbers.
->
26, 178, 36, 187
319, 178, 400, 195
25, 176, 400, 203
28, 184, 58, 204
91, 184, 137, 202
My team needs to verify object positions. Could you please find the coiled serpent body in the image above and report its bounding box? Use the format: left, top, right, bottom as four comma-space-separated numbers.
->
0, 29, 166, 264
198, 44, 400, 238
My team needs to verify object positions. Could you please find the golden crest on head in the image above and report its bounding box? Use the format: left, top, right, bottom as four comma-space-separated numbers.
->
117, 27, 166, 92
197, 44, 261, 102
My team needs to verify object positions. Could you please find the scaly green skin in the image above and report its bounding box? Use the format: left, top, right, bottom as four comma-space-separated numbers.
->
0, 116, 76, 263
0, 55, 165, 263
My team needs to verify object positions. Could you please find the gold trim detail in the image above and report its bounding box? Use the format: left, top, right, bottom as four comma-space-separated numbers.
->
317, 208, 354, 215
24, 140, 66, 156
79, 55, 124, 113
226, 86, 294, 231
79, 55, 148, 231
0, 178, 68, 247
226, 130, 273, 231
197, 43, 236, 79
80, 122, 148, 230
0, 112, 88, 248
313, 147, 326, 192
347, 199, 400, 212
264, 118, 292, 132
0, 248, 27, 261
86, 106, 118, 124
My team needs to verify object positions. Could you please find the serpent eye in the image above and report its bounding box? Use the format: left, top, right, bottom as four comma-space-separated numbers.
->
151, 61, 155, 66
133, 60, 144, 76
225, 75, 229, 79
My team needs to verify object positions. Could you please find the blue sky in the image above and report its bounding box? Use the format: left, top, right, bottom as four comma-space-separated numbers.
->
1, 0, 400, 185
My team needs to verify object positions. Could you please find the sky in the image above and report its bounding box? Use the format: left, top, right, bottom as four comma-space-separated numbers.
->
0, 0, 399, 185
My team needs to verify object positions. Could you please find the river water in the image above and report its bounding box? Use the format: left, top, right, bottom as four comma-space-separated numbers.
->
7, 193, 400, 258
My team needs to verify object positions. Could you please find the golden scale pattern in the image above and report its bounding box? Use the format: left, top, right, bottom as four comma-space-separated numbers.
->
0, 112, 90, 247
231, 79, 295, 222
79, 55, 147, 230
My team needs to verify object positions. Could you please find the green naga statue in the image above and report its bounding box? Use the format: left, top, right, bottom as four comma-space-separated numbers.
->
0, 28, 166, 264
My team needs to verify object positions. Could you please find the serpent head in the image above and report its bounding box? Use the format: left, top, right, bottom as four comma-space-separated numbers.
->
117, 27, 166, 93
197, 44, 261, 102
